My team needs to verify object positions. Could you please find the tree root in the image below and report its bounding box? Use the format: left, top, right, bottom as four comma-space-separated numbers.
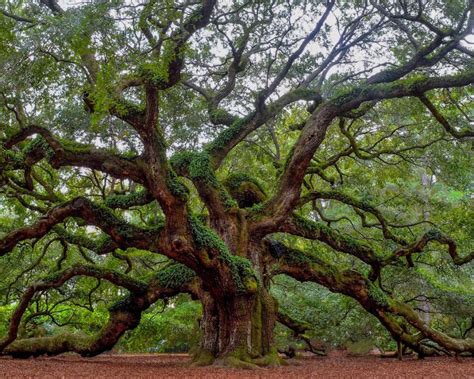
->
192, 350, 286, 369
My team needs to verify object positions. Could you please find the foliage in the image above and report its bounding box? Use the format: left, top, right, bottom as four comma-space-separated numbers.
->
0, 0, 472, 361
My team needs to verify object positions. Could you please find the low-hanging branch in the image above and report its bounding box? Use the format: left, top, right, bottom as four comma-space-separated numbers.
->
0, 263, 199, 357
0, 264, 147, 353
266, 239, 474, 355
276, 310, 327, 356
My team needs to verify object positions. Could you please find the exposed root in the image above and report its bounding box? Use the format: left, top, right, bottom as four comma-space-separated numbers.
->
192, 350, 286, 369
214, 356, 261, 369
252, 351, 287, 367
190, 350, 215, 367
278, 346, 296, 358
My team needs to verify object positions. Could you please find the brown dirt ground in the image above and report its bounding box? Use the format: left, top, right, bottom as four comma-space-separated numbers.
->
0, 351, 473, 378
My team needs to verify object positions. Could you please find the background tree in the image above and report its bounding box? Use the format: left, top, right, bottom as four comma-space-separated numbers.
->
0, 0, 473, 367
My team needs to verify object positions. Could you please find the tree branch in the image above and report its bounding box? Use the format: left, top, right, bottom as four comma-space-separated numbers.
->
0, 197, 161, 257
3, 125, 146, 184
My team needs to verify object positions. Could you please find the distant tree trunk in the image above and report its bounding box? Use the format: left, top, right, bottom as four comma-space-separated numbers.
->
397, 340, 403, 360
420, 170, 431, 326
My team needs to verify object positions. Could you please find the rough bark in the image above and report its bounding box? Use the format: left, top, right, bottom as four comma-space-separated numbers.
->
193, 235, 279, 367
194, 287, 278, 368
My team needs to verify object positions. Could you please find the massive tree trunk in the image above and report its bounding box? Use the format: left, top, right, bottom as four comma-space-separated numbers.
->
194, 287, 278, 367
193, 234, 279, 367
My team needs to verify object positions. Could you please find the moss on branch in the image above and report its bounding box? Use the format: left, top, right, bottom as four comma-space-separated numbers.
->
153, 263, 196, 289
188, 215, 257, 293
104, 190, 153, 209
170, 151, 237, 209
204, 116, 250, 156
223, 173, 266, 208
290, 214, 381, 266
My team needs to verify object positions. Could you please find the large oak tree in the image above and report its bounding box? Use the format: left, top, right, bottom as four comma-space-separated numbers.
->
0, 0, 473, 367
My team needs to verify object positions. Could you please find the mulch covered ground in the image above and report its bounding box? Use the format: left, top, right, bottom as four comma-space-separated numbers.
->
0, 351, 472, 378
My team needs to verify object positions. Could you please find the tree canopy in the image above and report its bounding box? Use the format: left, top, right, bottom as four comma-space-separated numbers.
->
0, 0, 473, 367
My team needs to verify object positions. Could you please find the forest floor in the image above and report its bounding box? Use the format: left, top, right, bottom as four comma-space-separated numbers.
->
0, 351, 473, 378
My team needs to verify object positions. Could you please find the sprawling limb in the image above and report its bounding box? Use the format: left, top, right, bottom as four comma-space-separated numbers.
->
52, 227, 119, 256
266, 239, 474, 355
2, 125, 146, 184
0, 187, 257, 299
0, 263, 199, 357
295, 192, 473, 267
257, 70, 474, 230
242, 4, 472, 217
0, 195, 227, 281
417, 94, 474, 139
103, 190, 155, 209
0, 264, 147, 353
276, 214, 381, 270
0, 197, 163, 256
